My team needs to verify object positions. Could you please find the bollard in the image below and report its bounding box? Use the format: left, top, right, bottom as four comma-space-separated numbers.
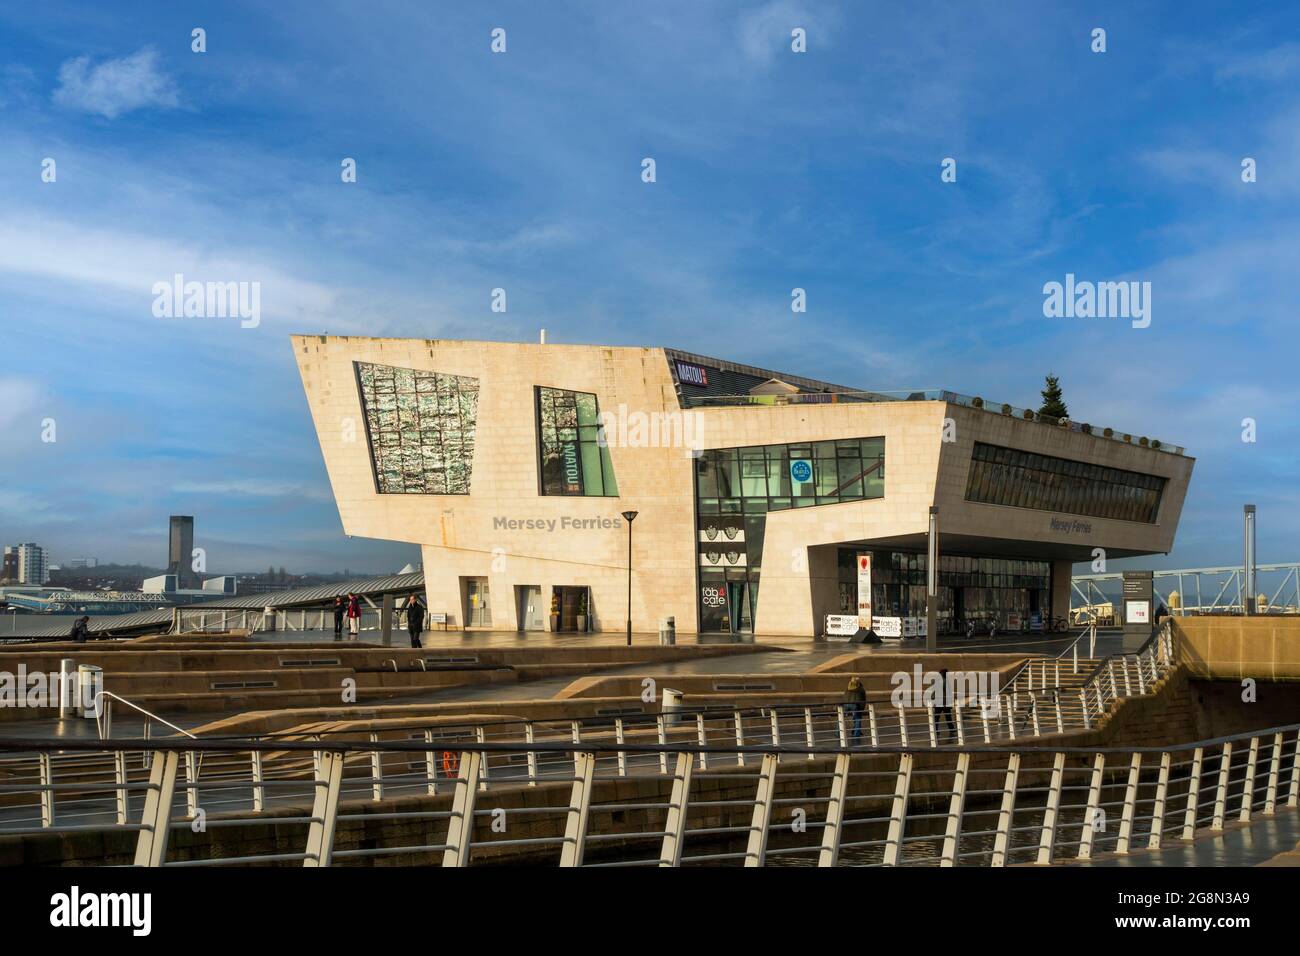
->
58, 659, 77, 719
662, 687, 684, 727
658, 616, 676, 645
76, 665, 103, 718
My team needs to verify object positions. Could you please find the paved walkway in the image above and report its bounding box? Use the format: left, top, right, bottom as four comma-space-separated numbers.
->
1064, 810, 1300, 867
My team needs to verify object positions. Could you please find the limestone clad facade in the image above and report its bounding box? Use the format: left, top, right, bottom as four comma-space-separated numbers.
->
292, 336, 1193, 637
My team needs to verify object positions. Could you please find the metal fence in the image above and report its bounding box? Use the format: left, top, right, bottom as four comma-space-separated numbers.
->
0, 724, 1295, 868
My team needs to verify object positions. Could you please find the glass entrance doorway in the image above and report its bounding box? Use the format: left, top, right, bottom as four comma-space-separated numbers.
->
465, 577, 491, 627
516, 585, 544, 631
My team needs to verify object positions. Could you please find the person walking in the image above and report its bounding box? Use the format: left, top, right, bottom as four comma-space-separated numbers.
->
406, 596, 425, 649
845, 677, 867, 740
346, 593, 361, 640
332, 595, 345, 641
935, 668, 957, 741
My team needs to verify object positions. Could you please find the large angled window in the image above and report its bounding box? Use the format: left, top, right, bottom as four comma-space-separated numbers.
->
536, 386, 618, 496
356, 362, 479, 494
964, 442, 1164, 523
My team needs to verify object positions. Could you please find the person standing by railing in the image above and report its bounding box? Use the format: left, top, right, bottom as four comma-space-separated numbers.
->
935, 668, 957, 740
332, 595, 345, 641
845, 677, 866, 740
346, 593, 361, 640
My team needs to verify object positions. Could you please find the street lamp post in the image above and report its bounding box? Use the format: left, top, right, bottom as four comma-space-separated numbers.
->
926, 506, 939, 653
621, 511, 639, 646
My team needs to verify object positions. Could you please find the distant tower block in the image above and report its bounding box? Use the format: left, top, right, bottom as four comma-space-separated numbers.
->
168, 515, 199, 590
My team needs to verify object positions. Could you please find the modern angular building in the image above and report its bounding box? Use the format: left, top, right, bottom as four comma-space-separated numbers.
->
293, 336, 1194, 638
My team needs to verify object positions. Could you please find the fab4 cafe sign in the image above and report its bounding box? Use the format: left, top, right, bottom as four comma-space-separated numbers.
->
857, 553, 872, 628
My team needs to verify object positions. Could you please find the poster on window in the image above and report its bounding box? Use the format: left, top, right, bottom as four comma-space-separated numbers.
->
856, 553, 872, 628
1126, 600, 1150, 625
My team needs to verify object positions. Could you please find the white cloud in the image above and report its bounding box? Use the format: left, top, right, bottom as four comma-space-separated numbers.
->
53, 48, 179, 118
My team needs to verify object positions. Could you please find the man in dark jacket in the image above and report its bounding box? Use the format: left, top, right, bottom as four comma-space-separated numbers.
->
69, 616, 90, 643
406, 597, 425, 649
332, 596, 345, 641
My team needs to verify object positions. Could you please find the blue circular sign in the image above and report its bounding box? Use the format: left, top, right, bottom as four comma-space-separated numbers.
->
790, 460, 812, 483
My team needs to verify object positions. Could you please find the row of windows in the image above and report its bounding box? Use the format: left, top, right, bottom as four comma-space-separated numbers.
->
965, 442, 1164, 523
536, 386, 619, 497
836, 550, 1051, 590
696, 438, 885, 507
356, 362, 478, 495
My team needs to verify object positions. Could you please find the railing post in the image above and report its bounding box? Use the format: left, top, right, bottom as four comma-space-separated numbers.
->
1149, 752, 1171, 850
1078, 753, 1106, 860
898, 708, 909, 748
424, 729, 439, 795
883, 753, 913, 867
657, 715, 669, 775
1036, 751, 1066, 865
990, 752, 1021, 867
1079, 689, 1090, 730
114, 750, 129, 825
38, 752, 54, 828
559, 751, 597, 867
615, 718, 628, 777
1116, 753, 1142, 854
134, 750, 179, 867
659, 752, 694, 867
818, 752, 852, 868
250, 747, 266, 812
835, 705, 847, 749
768, 710, 781, 761
369, 732, 384, 802
941, 751, 970, 867
954, 704, 965, 746
1095, 683, 1105, 717
743, 753, 779, 867
524, 722, 539, 786
477, 725, 491, 789
695, 714, 708, 771
1030, 696, 1040, 737
1289, 730, 1300, 808
867, 704, 878, 747
185, 751, 200, 819
1136, 656, 1147, 695
303, 749, 344, 867
1182, 746, 1204, 839
926, 705, 937, 748
1053, 692, 1064, 735
1121, 659, 1132, 696
735, 709, 746, 766
1212, 742, 1232, 830
1239, 736, 1260, 823
980, 701, 992, 743
442, 750, 481, 868
803, 707, 815, 759
1265, 731, 1283, 814
1108, 661, 1118, 698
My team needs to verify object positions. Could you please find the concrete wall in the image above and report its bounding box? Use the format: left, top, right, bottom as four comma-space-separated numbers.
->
1173, 616, 1300, 681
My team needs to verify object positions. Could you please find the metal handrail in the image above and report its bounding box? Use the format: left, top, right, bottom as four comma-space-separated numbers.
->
3, 720, 1298, 757
95, 691, 198, 740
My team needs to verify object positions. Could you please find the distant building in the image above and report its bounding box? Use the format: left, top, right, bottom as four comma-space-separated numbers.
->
66, 557, 99, 569
167, 516, 199, 590
3, 544, 49, 585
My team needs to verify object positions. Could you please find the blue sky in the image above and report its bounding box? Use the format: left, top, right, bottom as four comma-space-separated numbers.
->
0, 1, 1297, 573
